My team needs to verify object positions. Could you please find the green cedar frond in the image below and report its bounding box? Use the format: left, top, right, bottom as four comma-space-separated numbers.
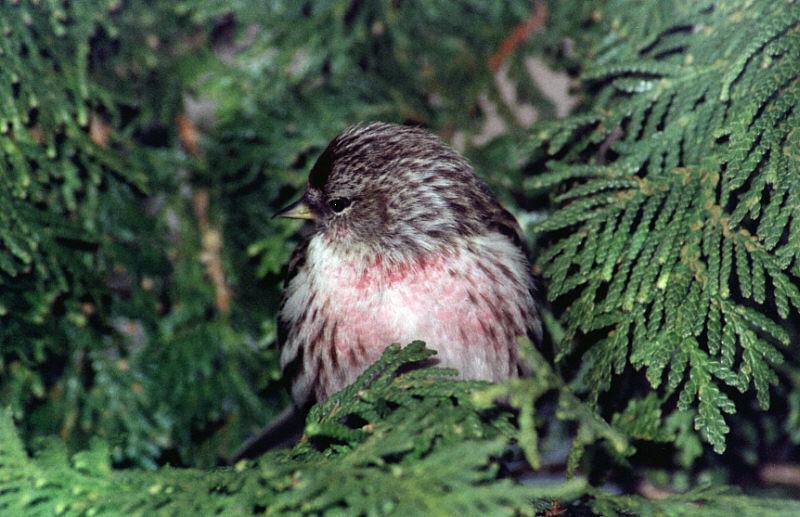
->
0, 345, 587, 515
0, 0, 145, 279
6, 336, 796, 515
590, 484, 800, 516
478, 339, 633, 475
14, 343, 793, 514
532, 0, 800, 453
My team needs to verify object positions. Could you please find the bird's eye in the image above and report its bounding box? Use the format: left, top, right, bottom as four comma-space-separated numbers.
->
328, 197, 351, 213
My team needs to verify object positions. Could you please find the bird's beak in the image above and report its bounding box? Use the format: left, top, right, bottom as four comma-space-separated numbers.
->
273, 197, 317, 220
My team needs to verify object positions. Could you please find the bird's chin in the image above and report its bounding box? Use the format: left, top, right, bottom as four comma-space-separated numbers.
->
320, 233, 446, 271
319, 229, 377, 260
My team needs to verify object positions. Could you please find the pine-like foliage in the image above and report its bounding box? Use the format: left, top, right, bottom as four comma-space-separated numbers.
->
5, 342, 800, 515
2, 0, 800, 513
530, 0, 800, 455
0, 0, 544, 468
0, 343, 583, 515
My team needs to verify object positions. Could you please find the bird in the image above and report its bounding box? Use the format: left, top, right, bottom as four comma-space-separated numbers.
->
229, 122, 541, 461
276, 122, 541, 404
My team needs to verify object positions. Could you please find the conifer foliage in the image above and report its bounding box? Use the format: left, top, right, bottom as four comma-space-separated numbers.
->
0, 0, 545, 469
530, 0, 800, 455
4, 343, 799, 515
1, 0, 800, 514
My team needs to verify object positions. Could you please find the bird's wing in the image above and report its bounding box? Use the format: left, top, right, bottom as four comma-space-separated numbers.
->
487, 205, 526, 250
488, 205, 544, 353
229, 237, 313, 460
276, 235, 312, 401
282, 233, 312, 290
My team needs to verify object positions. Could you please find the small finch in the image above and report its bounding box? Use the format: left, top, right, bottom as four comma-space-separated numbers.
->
276, 122, 542, 405
230, 122, 542, 460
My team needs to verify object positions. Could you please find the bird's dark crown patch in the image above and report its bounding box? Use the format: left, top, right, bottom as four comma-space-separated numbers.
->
308, 141, 337, 189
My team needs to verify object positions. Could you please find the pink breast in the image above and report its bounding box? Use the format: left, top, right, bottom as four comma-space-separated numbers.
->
316, 248, 523, 395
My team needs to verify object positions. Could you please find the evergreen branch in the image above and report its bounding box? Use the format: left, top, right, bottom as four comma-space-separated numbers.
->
532, 0, 800, 455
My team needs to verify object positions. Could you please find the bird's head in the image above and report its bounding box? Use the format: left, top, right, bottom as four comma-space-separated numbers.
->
275, 122, 504, 262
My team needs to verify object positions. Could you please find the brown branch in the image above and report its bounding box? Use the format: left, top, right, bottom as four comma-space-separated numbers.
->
193, 189, 232, 315
89, 112, 112, 148
637, 480, 674, 500
596, 126, 624, 164
760, 463, 800, 488
177, 110, 230, 314
488, 1, 548, 72
177, 113, 201, 157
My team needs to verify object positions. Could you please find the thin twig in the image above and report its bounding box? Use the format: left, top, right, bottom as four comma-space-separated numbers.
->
176, 113, 201, 157
760, 463, 800, 488
193, 189, 232, 315
488, 1, 548, 72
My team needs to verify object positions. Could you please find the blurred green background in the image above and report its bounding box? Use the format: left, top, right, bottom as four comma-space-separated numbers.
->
1, 0, 577, 468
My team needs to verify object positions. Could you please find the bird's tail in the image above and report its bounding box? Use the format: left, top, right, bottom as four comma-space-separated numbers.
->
227, 405, 306, 464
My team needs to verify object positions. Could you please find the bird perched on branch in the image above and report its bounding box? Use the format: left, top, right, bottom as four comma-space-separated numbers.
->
231, 122, 541, 460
